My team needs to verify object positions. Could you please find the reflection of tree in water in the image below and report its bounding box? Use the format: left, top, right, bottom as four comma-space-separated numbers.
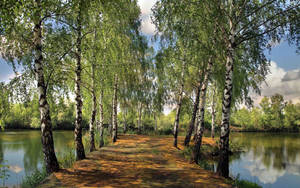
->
232, 133, 300, 171
22, 132, 43, 175
0, 138, 3, 163
285, 137, 299, 163
53, 131, 74, 153
262, 149, 272, 169
0, 130, 74, 181
0, 131, 43, 175
229, 152, 242, 162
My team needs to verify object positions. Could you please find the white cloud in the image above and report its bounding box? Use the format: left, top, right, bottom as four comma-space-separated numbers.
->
242, 148, 300, 184
245, 150, 285, 184
140, 16, 156, 35
282, 70, 300, 82
253, 61, 300, 105
9, 165, 23, 173
138, 0, 157, 15
137, 0, 157, 35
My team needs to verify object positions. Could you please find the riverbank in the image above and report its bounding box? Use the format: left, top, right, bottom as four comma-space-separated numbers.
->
39, 135, 231, 187
230, 125, 299, 133
2, 124, 82, 130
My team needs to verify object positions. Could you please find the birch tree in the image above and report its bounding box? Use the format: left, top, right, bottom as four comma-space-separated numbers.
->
215, 0, 299, 177
0, 0, 66, 173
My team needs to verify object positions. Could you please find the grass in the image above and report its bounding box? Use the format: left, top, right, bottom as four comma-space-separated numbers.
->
180, 145, 193, 160
57, 149, 76, 168
232, 175, 262, 188
20, 150, 76, 188
21, 168, 48, 188
151, 148, 160, 155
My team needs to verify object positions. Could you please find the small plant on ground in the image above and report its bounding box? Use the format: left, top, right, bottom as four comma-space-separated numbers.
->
57, 149, 76, 168
21, 168, 47, 188
232, 174, 261, 188
180, 146, 193, 160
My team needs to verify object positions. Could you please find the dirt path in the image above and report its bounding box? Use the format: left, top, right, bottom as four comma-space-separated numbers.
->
40, 135, 231, 188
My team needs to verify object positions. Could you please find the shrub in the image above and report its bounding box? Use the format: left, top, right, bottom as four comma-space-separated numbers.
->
57, 149, 76, 168
21, 168, 47, 188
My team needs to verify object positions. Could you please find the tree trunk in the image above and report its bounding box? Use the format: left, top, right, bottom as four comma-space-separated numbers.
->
192, 111, 200, 141
154, 113, 158, 131
192, 58, 213, 163
74, 0, 85, 160
173, 93, 183, 147
217, 48, 234, 178
109, 105, 113, 137
211, 85, 216, 139
33, 0, 59, 174
112, 75, 118, 142
99, 89, 104, 148
184, 72, 203, 146
173, 62, 185, 147
89, 30, 98, 152
123, 109, 127, 134
89, 62, 96, 152
89, 92, 96, 152
137, 102, 142, 134
217, 11, 235, 177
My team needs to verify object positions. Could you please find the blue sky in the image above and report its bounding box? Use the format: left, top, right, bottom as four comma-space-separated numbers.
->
265, 42, 299, 71
1, 0, 299, 106
0, 59, 16, 82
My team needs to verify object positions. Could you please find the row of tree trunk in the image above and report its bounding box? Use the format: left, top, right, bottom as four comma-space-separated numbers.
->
173, 13, 234, 179
33, 0, 112, 173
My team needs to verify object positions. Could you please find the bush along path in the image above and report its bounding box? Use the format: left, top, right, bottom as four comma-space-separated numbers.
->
39, 135, 231, 187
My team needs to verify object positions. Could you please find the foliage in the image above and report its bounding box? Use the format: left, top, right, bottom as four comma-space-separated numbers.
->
231, 94, 300, 131
0, 82, 10, 130
2, 98, 79, 130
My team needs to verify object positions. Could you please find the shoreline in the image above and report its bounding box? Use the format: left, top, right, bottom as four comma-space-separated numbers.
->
230, 126, 299, 133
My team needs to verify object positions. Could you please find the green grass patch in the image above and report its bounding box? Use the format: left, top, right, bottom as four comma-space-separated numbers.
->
233, 178, 262, 188
151, 149, 160, 155
180, 146, 193, 160
21, 168, 48, 188
57, 149, 76, 168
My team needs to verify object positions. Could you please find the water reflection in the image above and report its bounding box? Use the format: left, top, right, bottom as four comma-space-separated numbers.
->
230, 133, 300, 187
0, 130, 73, 186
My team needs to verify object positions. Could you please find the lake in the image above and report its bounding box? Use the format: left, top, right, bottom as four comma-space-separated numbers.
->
1, 131, 300, 187
0, 130, 74, 187
230, 132, 300, 188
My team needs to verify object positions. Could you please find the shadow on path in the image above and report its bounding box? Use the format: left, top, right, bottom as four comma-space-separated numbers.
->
40, 135, 230, 188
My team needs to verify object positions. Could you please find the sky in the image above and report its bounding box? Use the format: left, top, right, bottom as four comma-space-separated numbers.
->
1, 0, 299, 109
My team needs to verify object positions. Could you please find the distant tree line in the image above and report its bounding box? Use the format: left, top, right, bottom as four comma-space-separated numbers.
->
231, 94, 300, 131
